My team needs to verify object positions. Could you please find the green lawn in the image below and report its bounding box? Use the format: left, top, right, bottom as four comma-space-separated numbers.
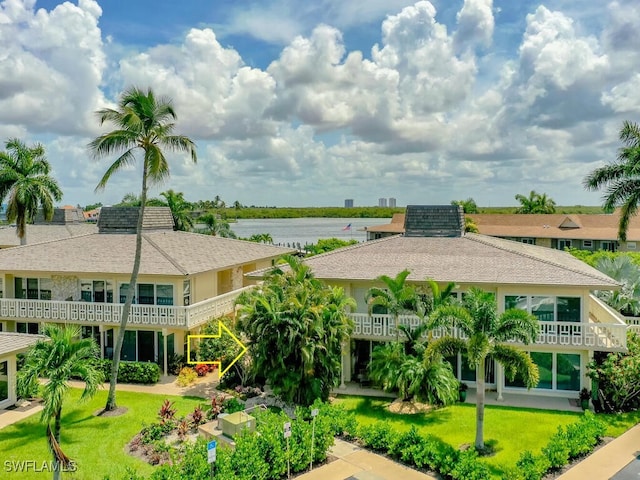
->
0, 389, 203, 480
335, 395, 640, 477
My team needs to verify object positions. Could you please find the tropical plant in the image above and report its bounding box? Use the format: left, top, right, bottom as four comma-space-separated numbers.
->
160, 189, 193, 231
17, 325, 103, 480
451, 198, 478, 213
197, 212, 237, 238
366, 269, 418, 343
233, 200, 242, 219
247, 233, 273, 244
0, 138, 63, 245
515, 190, 556, 214
593, 255, 640, 316
584, 121, 640, 241
89, 86, 197, 411
236, 255, 354, 405
428, 287, 540, 449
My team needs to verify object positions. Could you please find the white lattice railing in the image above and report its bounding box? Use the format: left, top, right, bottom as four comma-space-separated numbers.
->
348, 312, 628, 352
0, 286, 254, 330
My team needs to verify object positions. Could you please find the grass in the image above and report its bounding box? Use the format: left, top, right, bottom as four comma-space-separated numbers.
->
0, 389, 204, 480
335, 395, 640, 477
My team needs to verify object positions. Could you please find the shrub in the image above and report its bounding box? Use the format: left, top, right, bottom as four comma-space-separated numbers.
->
512, 451, 550, 480
451, 449, 491, 480
190, 405, 205, 427
176, 367, 197, 387
166, 352, 186, 376
207, 394, 224, 420
98, 359, 160, 384
140, 422, 174, 445
222, 396, 244, 414
158, 400, 177, 425
194, 364, 209, 377
358, 421, 397, 452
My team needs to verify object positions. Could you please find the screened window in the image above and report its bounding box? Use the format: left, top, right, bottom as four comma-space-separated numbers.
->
137, 284, 155, 305
505, 296, 581, 322
156, 285, 174, 306
557, 354, 580, 391
557, 297, 581, 322
531, 296, 554, 321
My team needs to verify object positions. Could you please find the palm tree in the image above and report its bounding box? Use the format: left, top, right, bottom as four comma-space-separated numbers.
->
88, 86, 197, 411
197, 212, 237, 238
0, 138, 63, 245
451, 198, 478, 213
366, 269, 418, 342
428, 287, 539, 450
160, 189, 193, 231
515, 190, 556, 214
236, 255, 354, 405
594, 255, 640, 316
584, 120, 640, 241
18, 325, 103, 480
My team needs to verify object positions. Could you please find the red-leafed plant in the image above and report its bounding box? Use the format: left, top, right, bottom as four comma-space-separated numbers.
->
158, 399, 177, 424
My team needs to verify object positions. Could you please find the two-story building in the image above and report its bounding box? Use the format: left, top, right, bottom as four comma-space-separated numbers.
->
364, 211, 640, 252
0, 207, 293, 376
301, 206, 628, 400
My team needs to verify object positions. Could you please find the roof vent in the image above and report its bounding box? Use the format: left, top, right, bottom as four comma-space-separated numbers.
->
403, 205, 464, 237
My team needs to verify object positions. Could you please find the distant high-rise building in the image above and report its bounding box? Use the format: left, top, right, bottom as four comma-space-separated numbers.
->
378, 198, 388, 207
389, 197, 397, 208
344, 199, 354, 208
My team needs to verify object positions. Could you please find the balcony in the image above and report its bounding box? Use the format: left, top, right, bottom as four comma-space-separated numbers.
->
0, 286, 254, 330
349, 294, 629, 352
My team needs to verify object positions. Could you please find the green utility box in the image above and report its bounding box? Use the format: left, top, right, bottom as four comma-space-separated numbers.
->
220, 411, 256, 439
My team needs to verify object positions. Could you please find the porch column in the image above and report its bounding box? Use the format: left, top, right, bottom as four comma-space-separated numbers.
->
496, 363, 504, 401
341, 340, 351, 387
162, 328, 168, 377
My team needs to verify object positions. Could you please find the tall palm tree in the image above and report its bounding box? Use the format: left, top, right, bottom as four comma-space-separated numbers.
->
18, 325, 103, 480
160, 189, 193, 231
428, 288, 539, 450
584, 120, 640, 241
88, 86, 197, 411
366, 269, 418, 342
0, 138, 63, 245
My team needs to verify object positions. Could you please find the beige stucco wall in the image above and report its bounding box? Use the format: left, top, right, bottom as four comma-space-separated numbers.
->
535, 238, 553, 248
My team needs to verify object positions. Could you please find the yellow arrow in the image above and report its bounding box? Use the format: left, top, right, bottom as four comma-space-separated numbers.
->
186, 321, 247, 378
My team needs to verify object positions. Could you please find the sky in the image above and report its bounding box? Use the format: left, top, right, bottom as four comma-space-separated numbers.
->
0, 0, 639, 208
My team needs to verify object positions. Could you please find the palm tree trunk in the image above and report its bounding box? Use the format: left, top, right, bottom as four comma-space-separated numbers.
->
19, 214, 27, 246
104, 167, 148, 411
475, 357, 485, 450
53, 409, 61, 480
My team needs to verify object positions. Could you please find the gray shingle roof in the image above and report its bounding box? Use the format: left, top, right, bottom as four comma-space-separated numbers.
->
0, 332, 47, 356
0, 224, 98, 248
0, 231, 294, 276
300, 234, 620, 288
98, 207, 174, 233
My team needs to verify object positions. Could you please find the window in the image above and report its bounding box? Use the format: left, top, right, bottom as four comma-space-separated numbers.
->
600, 241, 615, 252
17, 322, 40, 334
582, 240, 593, 249
120, 283, 132, 304
521, 238, 535, 245
120, 283, 174, 305
183, 280, 191, 306
14, 277, 52, 300
558, 239, 572, 250
627, 242, 637, 250
137, 284, 155, 305
156, 285, 174, 306
0, 361, 8, 402
506, 352, 580, 391
505, 295, 581, 322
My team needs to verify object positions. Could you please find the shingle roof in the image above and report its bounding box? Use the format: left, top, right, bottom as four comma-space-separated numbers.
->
98, 206, 174, 233
299, 234, 620, 288
0, 332, 47, 356
0, 231, 295, 276
364, 212, 640, 241
0, 224, 98, 248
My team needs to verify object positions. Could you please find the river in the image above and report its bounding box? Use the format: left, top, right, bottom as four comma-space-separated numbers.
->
229, 218, 386, 247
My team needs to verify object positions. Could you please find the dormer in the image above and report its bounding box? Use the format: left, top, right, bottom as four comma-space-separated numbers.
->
558, 215, 581, 229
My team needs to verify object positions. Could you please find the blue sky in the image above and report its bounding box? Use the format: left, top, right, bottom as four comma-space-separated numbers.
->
1, 0, 639, 207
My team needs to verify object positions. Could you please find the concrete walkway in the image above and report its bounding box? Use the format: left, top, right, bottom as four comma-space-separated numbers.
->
0, 400, 43, 429
557, 422, 640, 480
297, 439, 436, 480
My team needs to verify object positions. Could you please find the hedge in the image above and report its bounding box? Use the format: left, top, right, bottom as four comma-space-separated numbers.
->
97, 359, 160, 384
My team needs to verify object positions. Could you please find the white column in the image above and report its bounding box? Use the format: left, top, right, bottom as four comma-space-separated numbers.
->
99, 325, 105, 360
162, 328, 168, 377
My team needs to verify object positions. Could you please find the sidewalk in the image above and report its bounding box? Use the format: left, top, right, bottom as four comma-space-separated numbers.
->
0, 400, 43, 429
557, 423, 640, 479
297, 439, 436, 480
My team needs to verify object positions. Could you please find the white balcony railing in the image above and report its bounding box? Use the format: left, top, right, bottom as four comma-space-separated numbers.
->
348, 312, 628, 352
0, 286, 254, 330
624, 316, 640, 334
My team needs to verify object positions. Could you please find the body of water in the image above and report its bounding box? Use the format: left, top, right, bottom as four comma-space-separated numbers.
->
230, 218, 386, 247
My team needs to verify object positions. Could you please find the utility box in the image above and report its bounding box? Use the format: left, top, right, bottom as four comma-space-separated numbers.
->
220, 411, 256, 439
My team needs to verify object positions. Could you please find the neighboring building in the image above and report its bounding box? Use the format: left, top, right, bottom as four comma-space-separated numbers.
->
0, 332, 46, 409
0, 208, 96, 249
388, 197, 397, 208
378, 198, 388, 207
344, 199, 354, 208
84, 207, 101, 222
364, 211, 640, 252
292, 206, 628, 400
0, 207, 294, 376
